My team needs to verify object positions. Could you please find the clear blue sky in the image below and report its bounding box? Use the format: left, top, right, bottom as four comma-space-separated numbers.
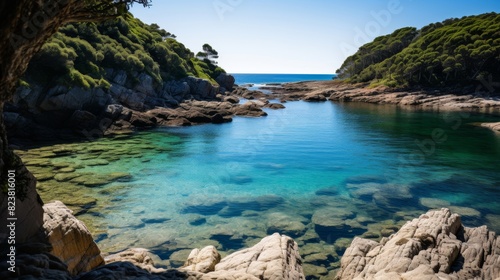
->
130, 1, 499, 74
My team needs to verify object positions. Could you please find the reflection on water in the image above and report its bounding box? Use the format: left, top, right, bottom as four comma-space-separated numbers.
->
17, 101, 500, 278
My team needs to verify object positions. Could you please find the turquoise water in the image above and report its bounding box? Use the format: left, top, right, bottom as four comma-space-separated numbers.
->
22, 74, 500, 277
72, 101, 500, 263
231, 73, 336, 85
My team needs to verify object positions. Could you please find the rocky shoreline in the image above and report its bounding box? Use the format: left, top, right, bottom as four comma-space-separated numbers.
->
6, 75, 500, 145
3, 78, 500, 279
267, 80, 500, 112
2, 202, 498, 279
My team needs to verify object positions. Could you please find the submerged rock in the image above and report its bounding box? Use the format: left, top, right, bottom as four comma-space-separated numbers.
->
419, 197, 451, 208
315, 186, 339, 196
266, 212, 307, 238
336, 208, 500, 280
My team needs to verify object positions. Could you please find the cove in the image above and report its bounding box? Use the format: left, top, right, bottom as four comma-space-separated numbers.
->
18, 100, 500, 272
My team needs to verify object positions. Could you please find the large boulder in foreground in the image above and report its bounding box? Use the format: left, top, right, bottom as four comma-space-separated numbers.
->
207, 233, 305, 280
336, 208, 500, 280
43, 201, 104, 275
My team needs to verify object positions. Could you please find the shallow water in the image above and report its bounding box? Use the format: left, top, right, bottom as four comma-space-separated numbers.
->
18, 101, 500, 278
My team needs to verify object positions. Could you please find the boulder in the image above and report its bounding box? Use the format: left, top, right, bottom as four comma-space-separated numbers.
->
480, 122, 500, 132
42, 201, 104, 275
135, 73, 156, 96
184, 76, 218, 100
216, 73, 236, 92
223, 95, 240, 104
209, 233, 305, 280
232, 101, 268, 117
104, 248, 165, 273
183, 245, 221, 273
265, 103, 286, 109
336, 208, 500, 280
129, 111, 157, 127
303, 92, 327, 102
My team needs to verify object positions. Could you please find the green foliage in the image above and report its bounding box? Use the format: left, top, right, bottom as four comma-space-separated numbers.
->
23, 12, 224, 90
337, 13, 500, 91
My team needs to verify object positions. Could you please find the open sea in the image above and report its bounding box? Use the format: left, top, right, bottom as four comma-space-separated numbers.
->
231, 73, 335, 85
19, 74, 500, 278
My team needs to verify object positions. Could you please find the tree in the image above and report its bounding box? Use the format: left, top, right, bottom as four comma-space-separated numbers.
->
197, 43, 219, 65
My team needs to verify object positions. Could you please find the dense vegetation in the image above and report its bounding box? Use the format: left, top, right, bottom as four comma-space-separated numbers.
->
22, 13, 225, 89
336, 13, 500, 90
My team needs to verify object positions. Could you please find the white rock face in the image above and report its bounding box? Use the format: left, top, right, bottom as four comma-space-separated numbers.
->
183, 245, 221, 273
336, 208, 500, 280
43, 201, 104, 275
207, 233, 305, 280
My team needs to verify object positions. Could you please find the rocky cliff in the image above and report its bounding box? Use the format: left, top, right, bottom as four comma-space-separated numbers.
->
3, 12, 239, 141
5, 70, 236, 140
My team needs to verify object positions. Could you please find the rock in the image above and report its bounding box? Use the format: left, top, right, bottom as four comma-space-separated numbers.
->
266, 212, 307, 238
223, 95, 240, 104
183, 245, 221, 273
303, 92, 327, 102
210, 233, 305, 280
234, 88, 267, 100
419, 197, 451, 209
315, 186, 339, 196
448, 205, 481, 217
54, 172, 81, 182
0, 164, 43, 245
265, 103, 286, 109
105, 104, 124, 119
336, 208, 500, 280
170, 249, 193, 267
43, 201, 104, 275
216, 73, 236, 92
302, 263, 328, 277
104, 248, 165, 273
184, 76, 218, 100
312, 208, 355, 228
232, 101, 268, 117
480, 122, 500, 132
129, 111, 157, 127
67, 110, 97, 130
112, 70, 127, 85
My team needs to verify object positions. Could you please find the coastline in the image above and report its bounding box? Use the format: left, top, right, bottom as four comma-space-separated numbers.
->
267, 80, 500, 113
8, 79, 500, 147
4, 78, 500, 279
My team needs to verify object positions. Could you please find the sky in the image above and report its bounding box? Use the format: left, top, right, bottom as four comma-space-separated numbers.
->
130, 1, 500, 74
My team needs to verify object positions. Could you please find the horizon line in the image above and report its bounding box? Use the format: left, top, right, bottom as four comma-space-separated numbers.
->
229, 73, 337, 75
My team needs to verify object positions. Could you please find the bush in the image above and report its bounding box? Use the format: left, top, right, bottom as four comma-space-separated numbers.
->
21, 12, 226, 90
